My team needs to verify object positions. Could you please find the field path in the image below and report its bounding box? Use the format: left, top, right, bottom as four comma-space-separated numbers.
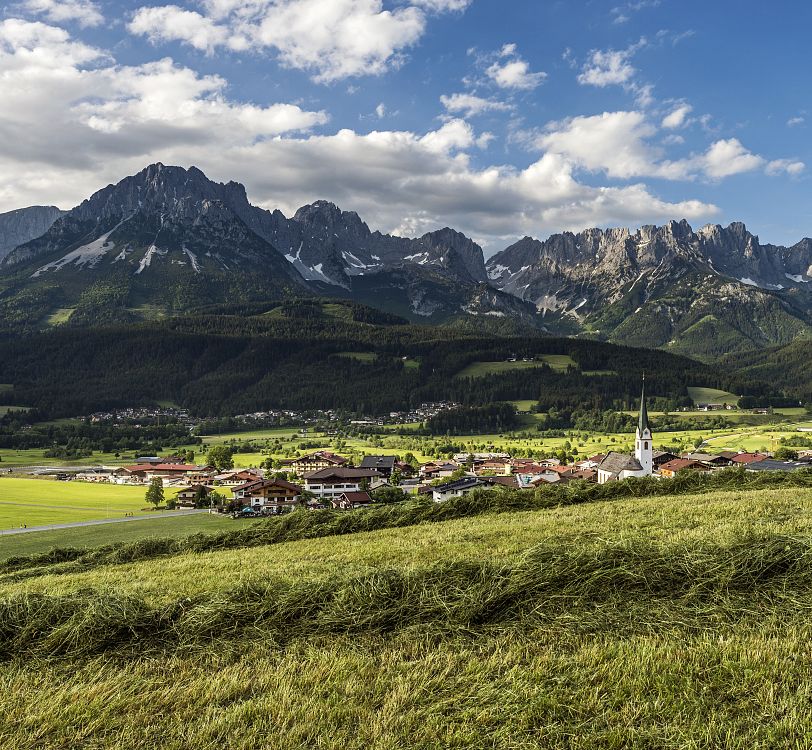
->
0, 509, 208, 536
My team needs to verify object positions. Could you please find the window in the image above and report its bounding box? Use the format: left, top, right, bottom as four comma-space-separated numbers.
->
644, 442, 648, 450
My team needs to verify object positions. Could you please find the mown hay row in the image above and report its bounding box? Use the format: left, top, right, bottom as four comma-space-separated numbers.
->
2, 532, 812, 660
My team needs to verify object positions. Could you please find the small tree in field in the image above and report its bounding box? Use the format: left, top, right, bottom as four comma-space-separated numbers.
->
145, 478, 165, 509
207, 445, 234, 471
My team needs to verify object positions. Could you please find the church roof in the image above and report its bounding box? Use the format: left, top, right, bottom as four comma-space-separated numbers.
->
598, 451, 644, 476
638, 377, 651, 434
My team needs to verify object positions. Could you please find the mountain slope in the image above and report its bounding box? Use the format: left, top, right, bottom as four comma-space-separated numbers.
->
0, 206, 64, 262
486, 220, 812, 355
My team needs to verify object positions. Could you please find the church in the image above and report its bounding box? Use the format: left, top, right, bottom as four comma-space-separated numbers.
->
597, 378, 654, 484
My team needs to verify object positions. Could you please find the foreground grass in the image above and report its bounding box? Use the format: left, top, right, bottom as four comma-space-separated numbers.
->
2, 486, 811, 605
4, 479, 812, 747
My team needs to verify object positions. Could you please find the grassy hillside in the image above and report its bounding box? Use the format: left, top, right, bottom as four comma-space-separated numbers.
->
3, 476, 812, 748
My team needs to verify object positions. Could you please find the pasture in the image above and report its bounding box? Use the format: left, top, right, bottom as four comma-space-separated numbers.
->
687, 386, 741, 405
0, 478, 151, 530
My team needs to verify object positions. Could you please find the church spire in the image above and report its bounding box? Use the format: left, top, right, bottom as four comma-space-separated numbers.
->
638, 374, 650, 435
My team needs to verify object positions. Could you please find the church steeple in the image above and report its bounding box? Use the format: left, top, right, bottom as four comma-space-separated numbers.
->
635, 374, 653, 475
638, 374, 650, 435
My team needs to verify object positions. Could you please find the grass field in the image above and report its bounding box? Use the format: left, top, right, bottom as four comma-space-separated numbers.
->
0, 478, 157, 529
687, 386, 741, 405
0, 512, 233, 561
44, 308, 74, 326
334, 351, 378, 363
2, 483, 812, 748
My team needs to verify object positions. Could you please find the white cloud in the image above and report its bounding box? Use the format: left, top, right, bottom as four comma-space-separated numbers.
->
129, 6, 231, 53
0, 19, 725, 251
765, 158, 805, 177
19, 0, 103, 27
787, 116, 805, 127
578, 47, 636, 87
610, 0, 660, 24
440, 92, 512, 117
128, 0, 468, 82
536, 110, 802, 183
486, 56, 546, 90
661, 104, 692, 129
410, 0, 471, 10
699, 138, 764, 179
375, 102, 386, 118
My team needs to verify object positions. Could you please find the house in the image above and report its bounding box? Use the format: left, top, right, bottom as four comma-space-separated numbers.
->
214, 469, 264, 486
175, 484, 217, 508
359, 456, 396, 478
730, 452, 769, 465
432, 477, 497, 502
474, 460, 513, 476
75, 468, 114, 483
332, 491, 374, 510
419, 461, 459, 480
658, 459, 710, 478
652, 450, 679, 468
280, 451, 349, 477
597, 453, 646, 484
398, 478, 423, 494
236, 477, 303, 512
597, 377, 654, 484
303, 467, 381, 499
681, 453, 732, 467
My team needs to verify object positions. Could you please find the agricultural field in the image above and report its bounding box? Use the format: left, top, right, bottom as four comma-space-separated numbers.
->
2, 480, 812, 748
0, 477, 177, 530
0, 512, 233, 561
687, 386, 741, 405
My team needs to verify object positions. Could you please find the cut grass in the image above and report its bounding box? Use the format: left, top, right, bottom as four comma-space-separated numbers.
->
3, 484, 812, 748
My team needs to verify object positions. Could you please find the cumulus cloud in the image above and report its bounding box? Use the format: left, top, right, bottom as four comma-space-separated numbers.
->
129, 6, 231, 53
0, 19, 769, 252
536, 111, 804, 183
661, 103, 692, 129
128, 0, 468, 82
578, 47, 637, 87
485, 47, 546, 90
787, 116, 805, 127
440, 92, 512, 117
19, 0, 103, 27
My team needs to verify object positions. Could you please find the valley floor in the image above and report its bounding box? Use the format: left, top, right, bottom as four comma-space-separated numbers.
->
2, 485, 812, 748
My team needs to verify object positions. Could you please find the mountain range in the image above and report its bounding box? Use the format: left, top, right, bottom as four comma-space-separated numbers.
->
1, 163, 810, 358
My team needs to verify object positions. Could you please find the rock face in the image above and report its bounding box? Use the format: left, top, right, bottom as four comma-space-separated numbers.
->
0, 206, 64, 262
0, 164, 521, 328
486, 220, 812, 355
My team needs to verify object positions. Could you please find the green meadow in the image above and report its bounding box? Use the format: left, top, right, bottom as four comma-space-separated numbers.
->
2, 479, 812, 748
0, 478, 191, 530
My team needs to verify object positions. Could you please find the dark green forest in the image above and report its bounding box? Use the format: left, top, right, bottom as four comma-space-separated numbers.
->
0, 300, 787, 422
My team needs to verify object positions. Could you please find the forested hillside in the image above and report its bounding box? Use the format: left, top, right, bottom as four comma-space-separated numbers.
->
0, 300, 778, 419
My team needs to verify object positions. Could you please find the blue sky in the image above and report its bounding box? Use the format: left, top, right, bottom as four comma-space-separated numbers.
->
0, 0, 808, 251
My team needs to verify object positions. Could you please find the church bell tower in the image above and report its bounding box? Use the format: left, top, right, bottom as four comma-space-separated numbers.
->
635, 375, 653, 475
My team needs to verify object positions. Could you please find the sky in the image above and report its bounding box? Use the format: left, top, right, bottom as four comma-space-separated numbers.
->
0, 0, 809, 253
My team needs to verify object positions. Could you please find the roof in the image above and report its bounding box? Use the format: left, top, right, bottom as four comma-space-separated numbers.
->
598, 452, 643, 475
745, 460, 807, 473
433, 477, 488, 493
487, 476, 519, 488
244, 478, 302, 492
284, 451, 348, 466
360, 456, 396, 470
150, 464, 201, 472
660, 459, 707, 473
304, 467, 381, 481
338, 491, 374, 504
638, 377, 650, 435
731, 453, 768, 464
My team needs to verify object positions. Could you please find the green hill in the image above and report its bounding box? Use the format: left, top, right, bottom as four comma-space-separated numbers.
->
2, 475, 812, 748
